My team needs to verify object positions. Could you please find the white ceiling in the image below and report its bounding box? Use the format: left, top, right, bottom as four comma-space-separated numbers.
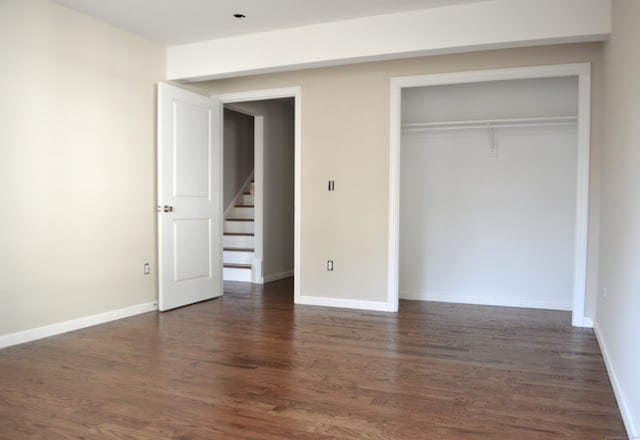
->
50, 0, 489, 46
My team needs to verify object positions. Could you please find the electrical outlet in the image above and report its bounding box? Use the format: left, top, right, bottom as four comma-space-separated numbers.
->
327, 260, 334, 271
144, 263, 150, 275
328, 180, 335, 191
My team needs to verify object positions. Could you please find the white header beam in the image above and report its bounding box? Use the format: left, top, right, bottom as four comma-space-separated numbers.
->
167, 0, 610, 82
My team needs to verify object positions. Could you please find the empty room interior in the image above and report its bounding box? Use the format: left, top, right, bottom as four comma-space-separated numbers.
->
1, 0, 638, 438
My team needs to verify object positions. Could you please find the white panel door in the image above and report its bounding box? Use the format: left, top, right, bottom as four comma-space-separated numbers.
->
157, 83, 222, 311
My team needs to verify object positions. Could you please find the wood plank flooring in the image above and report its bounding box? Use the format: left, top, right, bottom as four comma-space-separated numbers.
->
0, 278, 626, 439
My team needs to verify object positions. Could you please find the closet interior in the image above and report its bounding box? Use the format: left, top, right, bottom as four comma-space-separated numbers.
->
399, 76, 579, 311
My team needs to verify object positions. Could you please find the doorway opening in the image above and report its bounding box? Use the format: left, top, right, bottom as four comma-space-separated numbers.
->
218, 88, 301, 299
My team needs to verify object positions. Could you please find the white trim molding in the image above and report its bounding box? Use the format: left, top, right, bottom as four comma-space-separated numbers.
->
253, 116, 265, 283
593, 323, 639, 438
0, 302, 158, 349
389, 63, 592, 326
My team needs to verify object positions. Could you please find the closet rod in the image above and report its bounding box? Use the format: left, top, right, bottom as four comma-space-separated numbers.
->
402, 115, 578, 131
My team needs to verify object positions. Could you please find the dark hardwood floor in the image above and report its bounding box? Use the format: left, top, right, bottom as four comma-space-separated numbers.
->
0, 278, 626, 439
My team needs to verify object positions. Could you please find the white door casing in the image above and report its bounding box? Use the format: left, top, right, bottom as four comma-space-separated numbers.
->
157, 83, 222, 311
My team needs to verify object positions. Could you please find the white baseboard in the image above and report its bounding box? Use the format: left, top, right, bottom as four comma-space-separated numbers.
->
593, 322, 639, 439
0, 301, 158, 349
252, 258, 263, 284
262, 270, 294, 284
296, 295, 393, 312
581, 317, 594, 328
400, 291, 572, 312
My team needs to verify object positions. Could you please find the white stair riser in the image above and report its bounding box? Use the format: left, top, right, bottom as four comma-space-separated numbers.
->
240, 194, 254, 205
224, 267, 252, 282
232, 206, 254, 219
223, 235, 255, 248
224, 221, 254, 234
223, 251, 254, 265
223, 178, 256, 283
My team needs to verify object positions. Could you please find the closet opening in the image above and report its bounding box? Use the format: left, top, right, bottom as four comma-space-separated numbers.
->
388, 64, 592, 327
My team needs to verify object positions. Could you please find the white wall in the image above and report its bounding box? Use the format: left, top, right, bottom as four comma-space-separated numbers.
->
400, 126, 577, 309
0, 0, 165, 338
226, 100, 295, 281
596, 0, 640, 436
167, 0, 610, 81
402, 77, 579, 123
223, 108, 254, 210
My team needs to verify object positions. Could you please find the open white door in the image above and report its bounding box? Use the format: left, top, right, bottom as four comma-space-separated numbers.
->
157, 83, 222, 311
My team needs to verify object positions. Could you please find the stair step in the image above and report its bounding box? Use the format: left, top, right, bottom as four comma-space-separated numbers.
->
223, 248, 254, 264
231, 206, 254, 219
224, 219, 254, 233
223, 265, 252, 282
224, 263, 252, 269
223, 233, 255, 248
223, 177, 256, 283
239, 194, 254, 205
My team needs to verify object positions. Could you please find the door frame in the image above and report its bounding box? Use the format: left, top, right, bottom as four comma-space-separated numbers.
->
387, 63, 592, 327
216, 87, 301, 298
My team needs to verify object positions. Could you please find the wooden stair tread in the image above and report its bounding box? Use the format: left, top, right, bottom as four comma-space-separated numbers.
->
226, 218, 254, 222
224, 264, 252, 269
234, 204, 254, 208
224, 247, 255, 252
224, 232, 254, 237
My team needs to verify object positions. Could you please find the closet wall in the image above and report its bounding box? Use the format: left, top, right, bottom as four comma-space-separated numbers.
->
399, 77, 579, 310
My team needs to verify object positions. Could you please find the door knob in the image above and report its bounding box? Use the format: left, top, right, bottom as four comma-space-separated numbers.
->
158, 205, 174, 213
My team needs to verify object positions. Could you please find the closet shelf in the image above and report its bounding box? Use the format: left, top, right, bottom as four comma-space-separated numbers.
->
402, 115, 578, 131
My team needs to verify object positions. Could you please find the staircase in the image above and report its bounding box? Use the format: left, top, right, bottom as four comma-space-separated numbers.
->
223, 181, 255, 282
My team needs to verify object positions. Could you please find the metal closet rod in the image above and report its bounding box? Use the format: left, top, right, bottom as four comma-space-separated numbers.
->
401, 115, 578, 131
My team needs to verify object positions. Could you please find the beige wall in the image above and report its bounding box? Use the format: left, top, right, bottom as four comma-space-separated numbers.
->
0, 0, 165, 335
196, 42, 604, 311
597, 0, 640, 434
